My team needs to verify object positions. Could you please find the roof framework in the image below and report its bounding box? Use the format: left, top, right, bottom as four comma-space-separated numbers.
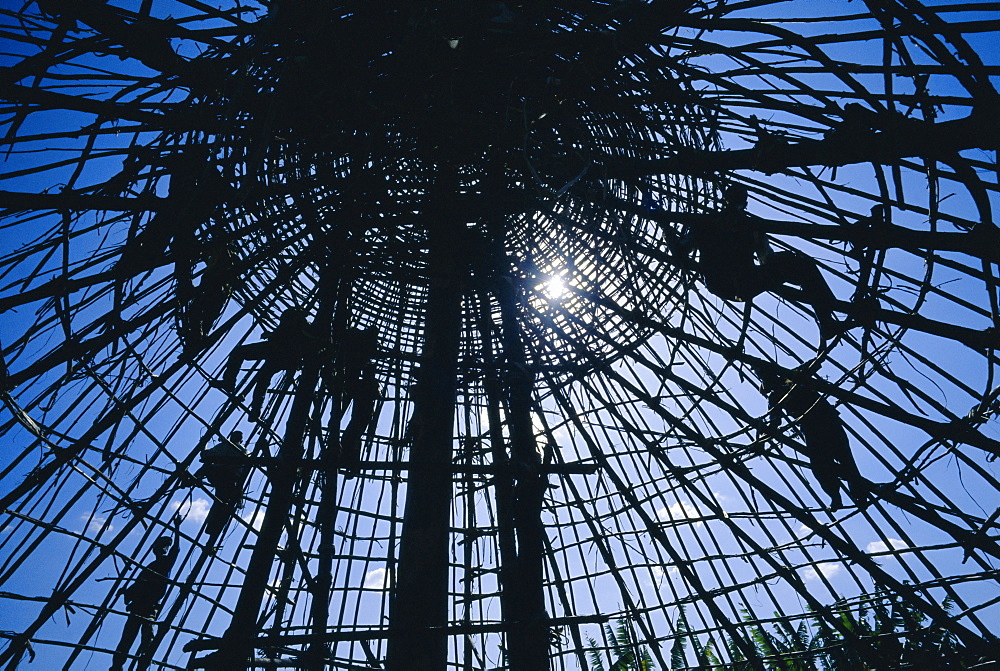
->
1, 0, 999, 669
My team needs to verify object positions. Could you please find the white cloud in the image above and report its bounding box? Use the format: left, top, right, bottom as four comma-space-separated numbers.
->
797, 524, 811, 537
531, 414, 549, 455
649, 565, 680, 583
363, 567, 393, 590
657, 501, 703, 526
866, 538, 908, 555
803, 562, 843, 581
478, 405, 506, 430
81, 514, 115, 534
476, 409, 555, 454
242, 508, 266, 531
172, 498, 211, 523
645, 565, 666, 587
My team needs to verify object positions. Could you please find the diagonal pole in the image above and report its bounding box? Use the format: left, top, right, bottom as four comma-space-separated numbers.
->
206, 268, 338, 669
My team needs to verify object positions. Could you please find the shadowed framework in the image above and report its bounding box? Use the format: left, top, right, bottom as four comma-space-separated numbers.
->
1, 1, 1000, 669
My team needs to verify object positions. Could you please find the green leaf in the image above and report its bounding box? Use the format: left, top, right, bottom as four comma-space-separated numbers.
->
587, 635, 607, 671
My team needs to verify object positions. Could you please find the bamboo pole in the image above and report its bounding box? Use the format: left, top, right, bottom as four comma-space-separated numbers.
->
204, 273, 338, 669
304, 267, 350, 669
385, 168, 465, 671
475, 290, 520, 663
185, 614, 610, 654
496, 267, 550, 671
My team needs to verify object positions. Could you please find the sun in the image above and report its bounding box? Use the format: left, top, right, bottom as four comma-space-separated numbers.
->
542, 275, 567, 301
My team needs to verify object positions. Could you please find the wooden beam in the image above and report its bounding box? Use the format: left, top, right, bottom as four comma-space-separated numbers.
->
206, 282, 337, 669
602, 110, 1000, 177
385, 169, 465, 671
497, 268, 550, 671
184, 615, 610, 653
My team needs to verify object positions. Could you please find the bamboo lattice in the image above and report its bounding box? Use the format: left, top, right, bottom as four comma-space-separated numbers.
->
1, 1, 999, 669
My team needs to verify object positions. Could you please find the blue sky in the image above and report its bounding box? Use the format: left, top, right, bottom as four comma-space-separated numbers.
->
2, 1, 1000, 669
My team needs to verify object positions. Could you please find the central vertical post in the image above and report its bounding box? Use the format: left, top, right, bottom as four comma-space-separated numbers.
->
497, 266, 550, 671
386, 168, 464, 671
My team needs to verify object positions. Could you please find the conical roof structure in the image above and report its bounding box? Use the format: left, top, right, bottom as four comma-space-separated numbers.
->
1, 1, 999, 669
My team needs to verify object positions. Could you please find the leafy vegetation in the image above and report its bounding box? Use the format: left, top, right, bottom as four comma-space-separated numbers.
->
729, 592, 985, 670
587, 620, 655, 671
601, 593, 990, 670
